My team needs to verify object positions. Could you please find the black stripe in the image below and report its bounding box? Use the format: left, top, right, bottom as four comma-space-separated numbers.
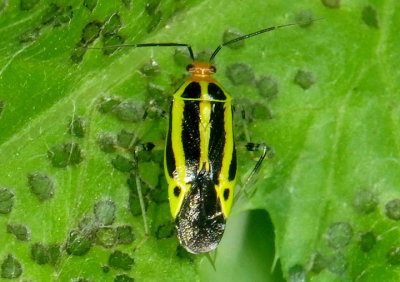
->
228, 146, 237, 181
208, 83, 226, 100
209, 102, 225, 183
165, 103, 176, 178
181, 82, 201, 99
182, 100, 200, 171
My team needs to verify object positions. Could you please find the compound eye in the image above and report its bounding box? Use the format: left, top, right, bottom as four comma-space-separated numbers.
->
209, 65, 216, 73
186, 64, 195, 72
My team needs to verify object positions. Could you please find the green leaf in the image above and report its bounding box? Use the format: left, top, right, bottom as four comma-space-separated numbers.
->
0, 0, 399, 281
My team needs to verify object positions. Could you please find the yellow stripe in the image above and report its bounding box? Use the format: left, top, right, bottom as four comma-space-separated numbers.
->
199, 101, 211, 171
198, 81, 212, 172
218, 101, 235, 216
168, 81, 191, 217
220, 101, 234, 180
171, 81, 190, 189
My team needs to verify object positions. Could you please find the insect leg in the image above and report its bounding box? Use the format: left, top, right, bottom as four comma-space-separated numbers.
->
233, 102, 275, 197
243, 142, 274, 188
131, 141, 167, 250
235, 142, 274, 202
132, 143, 155, 236
122, 101, 163, 243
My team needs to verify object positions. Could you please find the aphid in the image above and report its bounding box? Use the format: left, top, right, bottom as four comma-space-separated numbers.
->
93, 19, 320, 254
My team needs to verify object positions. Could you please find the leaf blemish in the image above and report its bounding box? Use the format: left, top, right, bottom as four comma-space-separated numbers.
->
359, 231, 376, 252
294, 69, 316, 90
68, 116, 87, 138
0, 187, 14, 214
353, 189, 378, 214
47, 142, 84, 168
362, 5, 379, 29
94, 199, 117, 226
387, 246, 400, 265
28, 172, 55, 201
1, 254, 22, 279
256, 75, 279, 99
0, 100, 4, 118
385, 199, 400, 220
20, 0, 39, 11
97, 132, 117, 153
226, 63, 255, 86
7, 223, 31, 241
83, 0, 98, 12
108, 250, 134, 270
326, 222, 353, 249
321, 0, 340, 9
81, 21, 103, 45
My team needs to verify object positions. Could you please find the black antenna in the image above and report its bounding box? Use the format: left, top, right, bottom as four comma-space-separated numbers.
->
88, 43, 195, 61
209, 18, 324, 62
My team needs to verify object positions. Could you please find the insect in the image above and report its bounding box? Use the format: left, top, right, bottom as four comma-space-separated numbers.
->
163, 22, 307, 254
93, 19, 319, 254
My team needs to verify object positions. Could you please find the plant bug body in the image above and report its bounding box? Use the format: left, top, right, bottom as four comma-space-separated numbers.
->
165, 63, 236, 253
90, 18, 321, 254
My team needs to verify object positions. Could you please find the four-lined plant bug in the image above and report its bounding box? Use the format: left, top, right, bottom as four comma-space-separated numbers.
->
91, 18, 321, 254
